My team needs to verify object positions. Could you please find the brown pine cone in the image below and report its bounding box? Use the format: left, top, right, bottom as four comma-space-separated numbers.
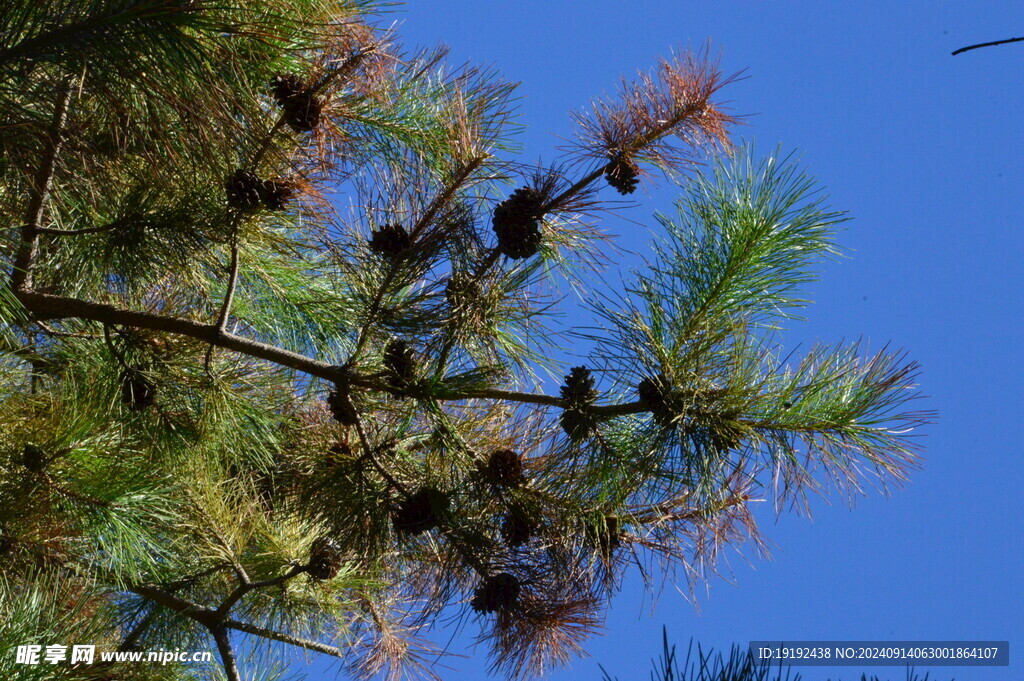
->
307, 537, 343, 580
485, 449, 526, 488
492, 186, 544, 259
393, 488, 449, 535
470, 573, 521, 613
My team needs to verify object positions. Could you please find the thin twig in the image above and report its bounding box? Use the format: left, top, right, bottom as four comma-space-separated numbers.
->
210, 228, 241, 330
350, 398, 410, 499
952, 36, 1024, 55
350, 158, 485, 361
35, 321, 100, 338
35, 222, 120, 236
119, 609, 158, 652
217, 563, 306, 618
223, 619, 345, 657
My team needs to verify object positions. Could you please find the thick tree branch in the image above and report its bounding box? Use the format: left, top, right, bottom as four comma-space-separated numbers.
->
211, 626, 241, 681
17, 290, 342, 381
11, 84, 73, 292
128, 584, 219, 627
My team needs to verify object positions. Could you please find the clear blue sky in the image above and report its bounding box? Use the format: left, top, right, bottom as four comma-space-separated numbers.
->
304, 3, 1023, 680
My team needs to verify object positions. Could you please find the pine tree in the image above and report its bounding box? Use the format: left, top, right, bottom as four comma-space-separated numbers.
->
0, 2, 931, 680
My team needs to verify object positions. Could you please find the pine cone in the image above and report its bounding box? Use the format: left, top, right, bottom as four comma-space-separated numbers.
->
259, 178, 296, 210
560, 409, 596, 441
271, 73, 324, 132
500, 511, 535, 548
368, 224, 412, 259
307, 536, 343, 580
637, 373, 680, 426
604, 156, 640, 195
272, 74, 306, 105
326, 386, 358, 426
485, 449, 525, 488
560, 366, 598, 406
383, 339, 416, 394
393, 488, 449, 535
470, 573, 521, 613
22, 443, 46, 473
120, 368, 155, 410
492, 186, 544, 259
225, 169, 263, 210
283, 92, 324, 133
560, 366, 599, 440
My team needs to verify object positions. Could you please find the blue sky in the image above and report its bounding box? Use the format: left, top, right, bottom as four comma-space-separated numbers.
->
306, 3, 1023, 680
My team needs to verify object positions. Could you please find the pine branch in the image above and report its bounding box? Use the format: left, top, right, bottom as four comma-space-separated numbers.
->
216, 563, 307, 618
223, 618, 346, 658
350, 157, 487, 360
17, 290, 343, 380
11, 82, 73, 292
35, 222, 121, 236
18, 291, 913, 428
952, 36, 1024, 55
211, 625, 242, 681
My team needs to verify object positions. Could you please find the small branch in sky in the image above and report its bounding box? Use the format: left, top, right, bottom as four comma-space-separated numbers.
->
952, 36, 1024, 56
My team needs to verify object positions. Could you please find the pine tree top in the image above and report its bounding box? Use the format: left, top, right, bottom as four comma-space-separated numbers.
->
0, 3, 931, 680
